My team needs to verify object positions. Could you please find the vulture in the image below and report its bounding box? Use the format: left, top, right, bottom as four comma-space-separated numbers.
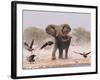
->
74, 51, 91, 58
24, 39, 34, 52
40, 41, 54, 49
27, 54, 36, 63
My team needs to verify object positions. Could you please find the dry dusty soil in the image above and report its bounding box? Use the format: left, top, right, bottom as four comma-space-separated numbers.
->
23, 45, 91, 69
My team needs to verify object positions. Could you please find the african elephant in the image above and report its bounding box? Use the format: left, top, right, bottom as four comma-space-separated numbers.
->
46, 24, 72, 60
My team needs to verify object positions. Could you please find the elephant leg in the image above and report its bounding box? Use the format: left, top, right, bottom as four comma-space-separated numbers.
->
65, 48, 69, 59
52, 44, 57, 60
65, 39, 71, 59
59, 48, 63, 59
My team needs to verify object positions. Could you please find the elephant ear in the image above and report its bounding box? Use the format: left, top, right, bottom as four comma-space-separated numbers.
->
61, 24, 71, 34
46, 24, 56, 37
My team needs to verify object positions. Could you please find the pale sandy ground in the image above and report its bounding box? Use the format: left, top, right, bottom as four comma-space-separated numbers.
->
23, 45, 91, 69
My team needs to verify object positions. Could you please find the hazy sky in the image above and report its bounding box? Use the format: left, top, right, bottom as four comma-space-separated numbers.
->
23, 10, 91, 31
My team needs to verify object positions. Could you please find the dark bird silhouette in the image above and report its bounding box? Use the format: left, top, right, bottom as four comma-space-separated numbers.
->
74, 51, 91, 58
27, 54, 36, 63
24, 39, 34, 52
40, 41, 54, 49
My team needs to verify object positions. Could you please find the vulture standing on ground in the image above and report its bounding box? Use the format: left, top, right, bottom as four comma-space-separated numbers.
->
27, 54, 36, 63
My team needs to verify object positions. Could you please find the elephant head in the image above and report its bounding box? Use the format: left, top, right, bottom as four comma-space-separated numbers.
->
46, 24, 71, 43
46, 24, 72, 60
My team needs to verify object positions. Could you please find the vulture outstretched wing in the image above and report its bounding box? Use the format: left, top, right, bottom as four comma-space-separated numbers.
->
73, 51, 84, 55
40, 41, 54, 49
30, 39, 34, 48
86, 52, 91, 55
24, 42, 29, 47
